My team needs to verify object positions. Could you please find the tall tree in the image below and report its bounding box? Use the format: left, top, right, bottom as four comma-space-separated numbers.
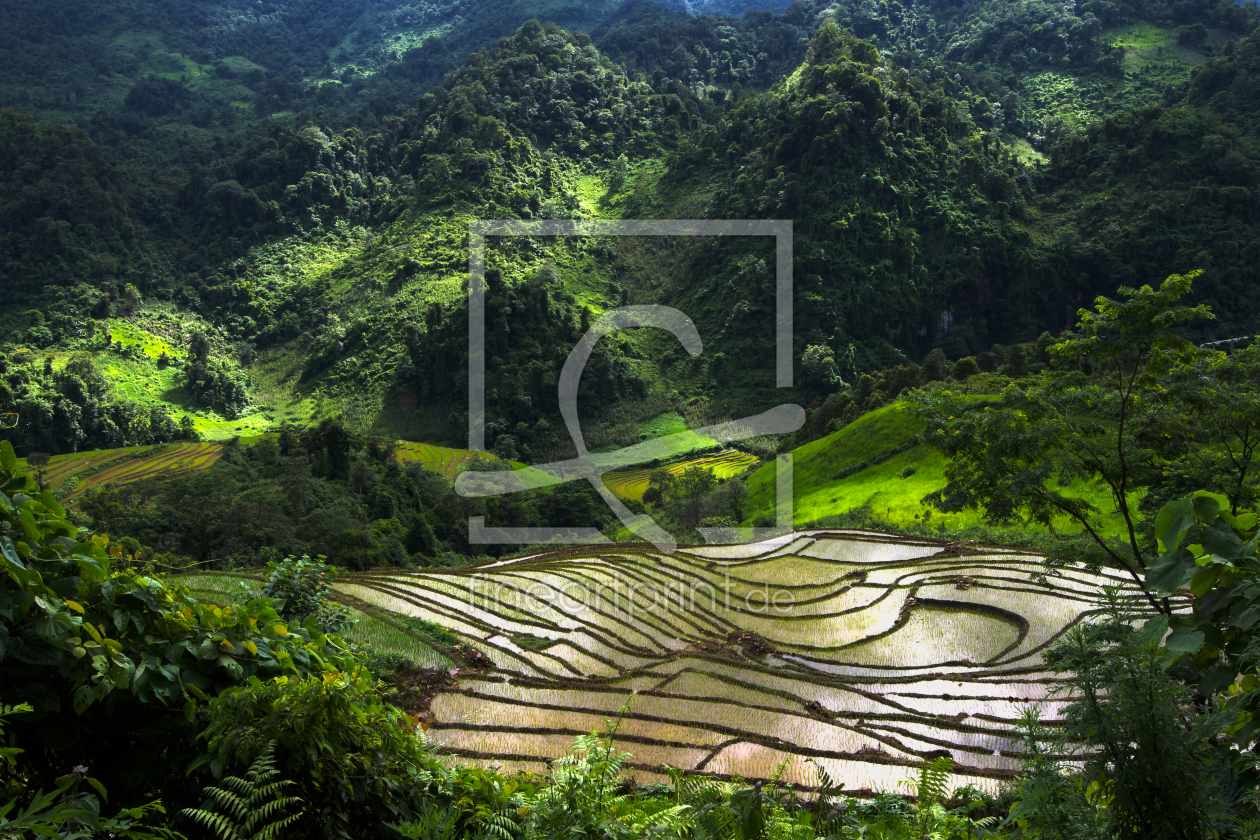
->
912, 271, 1260, 613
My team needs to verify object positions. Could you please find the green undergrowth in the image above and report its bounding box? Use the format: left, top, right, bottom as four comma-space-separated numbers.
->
1014, 21, 1229, 146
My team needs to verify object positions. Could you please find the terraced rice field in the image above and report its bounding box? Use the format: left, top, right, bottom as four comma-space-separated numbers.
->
335, 532, 1182, 793
602, 449, 760, 501
58, 442, 224, 504
395, 441, 495, 476
21, 448, 147, 491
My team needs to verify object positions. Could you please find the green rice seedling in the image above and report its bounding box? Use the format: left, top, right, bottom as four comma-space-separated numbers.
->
402, 616, 459, 647
347, 612, 454, 670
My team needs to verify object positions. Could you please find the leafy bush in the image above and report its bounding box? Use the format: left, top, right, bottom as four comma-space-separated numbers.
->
403, 616, 459, 648
0, 439, 359, 802
262, 554, 354, 634
196, 672, 434, 838
1009, 590, 1237, 838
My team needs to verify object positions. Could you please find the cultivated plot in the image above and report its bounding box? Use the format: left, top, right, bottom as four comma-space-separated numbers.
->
602, 449, 760, 501
333, 530, 1179, 792
395, 441, 495, 476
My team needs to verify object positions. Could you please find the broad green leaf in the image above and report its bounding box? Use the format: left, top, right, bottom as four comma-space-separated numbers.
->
1200, 664, 1237, 695
1193, 494, 1222, 524
1155, 498, 1195, 553
1147, 548, 1195, 594
0, 536, 24, 569
1234, 513, 1259, 533
73, 553, 109, 582
9, 629, 62, 665
1135, 614, 1169, 645
85, 776, 108, 803
1202, 526, 1245, 560
39, 491, 66, 518
1191, 566, 1222, 598
0, 441, 15, 474
18, 509, 40, 543
73, 685, 96, 715
1193, 491, 1231, 520
1165, 626, 1206, 654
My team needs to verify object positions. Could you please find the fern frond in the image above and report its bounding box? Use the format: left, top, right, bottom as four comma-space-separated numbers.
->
480, 811, 516, 840
805, 757, 844, 817
179, 742, 303, 840
673, 772, 727, 806
915, 756, 953, 808
182, 809, 243, 840
254, 809, 303, 840
201, 787, 251, 824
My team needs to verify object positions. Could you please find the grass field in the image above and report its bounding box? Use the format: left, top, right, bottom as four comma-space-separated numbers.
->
602, 449, 760, 501
638, 411, 689, 439
742, 401, 1137, 537
319, 531, 1180, 791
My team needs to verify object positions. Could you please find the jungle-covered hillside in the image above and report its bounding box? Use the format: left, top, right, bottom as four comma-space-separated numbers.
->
1, 0, 1259, 457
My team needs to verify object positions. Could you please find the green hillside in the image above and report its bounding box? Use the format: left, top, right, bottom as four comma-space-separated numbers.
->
743, 401, 1136, 537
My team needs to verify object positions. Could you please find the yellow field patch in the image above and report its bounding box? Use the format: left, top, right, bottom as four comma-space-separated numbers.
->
602, 449, 760, 501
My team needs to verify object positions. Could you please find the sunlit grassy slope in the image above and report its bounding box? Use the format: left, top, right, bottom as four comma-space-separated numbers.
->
57, 314, 324, 440
743, 401, 1135, 537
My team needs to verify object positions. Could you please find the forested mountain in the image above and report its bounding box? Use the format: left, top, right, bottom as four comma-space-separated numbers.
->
2, 0, 1259, 458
